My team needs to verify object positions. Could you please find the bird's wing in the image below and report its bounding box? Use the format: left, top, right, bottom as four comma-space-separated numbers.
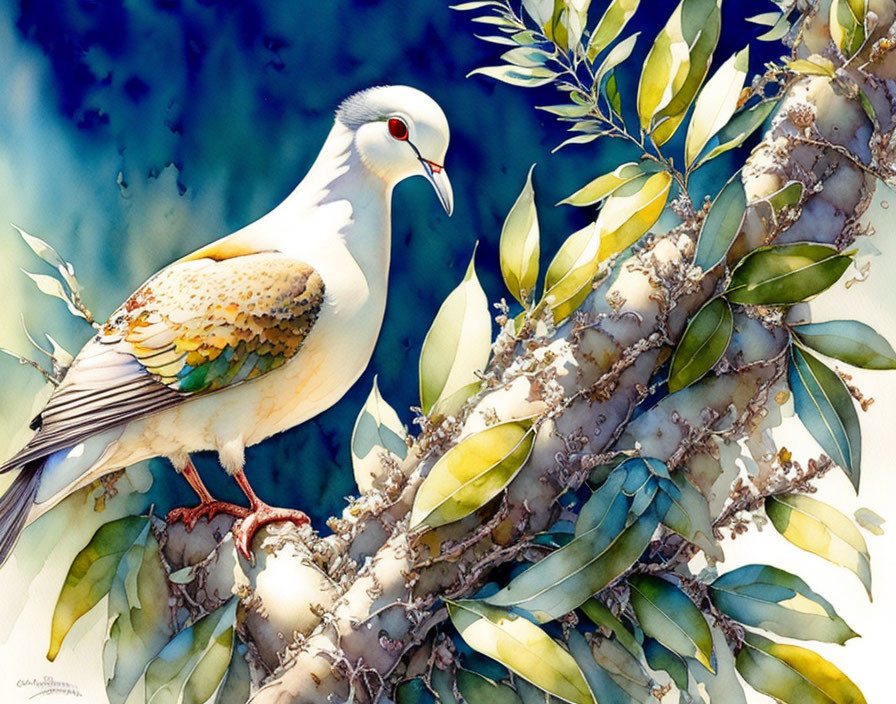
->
1, 251, 325, 471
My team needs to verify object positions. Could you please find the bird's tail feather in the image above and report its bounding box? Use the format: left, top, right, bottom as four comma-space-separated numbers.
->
0, 460, 43, 567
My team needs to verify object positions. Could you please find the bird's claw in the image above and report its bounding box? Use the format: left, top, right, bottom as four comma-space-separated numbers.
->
166, 501, 252, 531
232, 505, 311, 561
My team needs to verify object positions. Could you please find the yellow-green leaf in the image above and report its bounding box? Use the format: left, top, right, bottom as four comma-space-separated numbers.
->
830, 0, 867, 59
587, 0, 640, 61
542, 223, 600, 322
736, 631, 867, 704
419, 248, 492, 415
48, 515, 148, 661
410, 420, 534, 528
447, 600, 595, 704
668, 297, 733, 392
788, 55, 836, 77
789, 345, 861, 488
593, 32, 640, 88
648, 0, 722, 145
627, 574, 714, 672
351, 377, 408, 493
685, 48, 750, 167
596, 171, 672, 260
636, 1, 690, 129
725, 243, 852, 306
558, 162, 644, 207
501, 165, 541, 306
766, 494, 871, 599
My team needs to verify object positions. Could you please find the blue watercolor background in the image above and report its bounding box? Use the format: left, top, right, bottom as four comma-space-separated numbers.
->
0, 0, 779, 525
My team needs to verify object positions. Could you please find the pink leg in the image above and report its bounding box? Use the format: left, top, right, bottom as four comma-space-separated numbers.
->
230, 468, 310, 560
166, 457, 251, 530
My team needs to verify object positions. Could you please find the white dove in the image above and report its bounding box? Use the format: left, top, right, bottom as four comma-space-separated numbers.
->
0, 84, 452, 561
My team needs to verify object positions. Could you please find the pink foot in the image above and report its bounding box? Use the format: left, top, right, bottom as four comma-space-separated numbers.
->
167, 501, 252, 531
232, 504, 311, 560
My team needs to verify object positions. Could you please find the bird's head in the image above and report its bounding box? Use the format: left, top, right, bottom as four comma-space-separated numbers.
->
336, 85, 453, 215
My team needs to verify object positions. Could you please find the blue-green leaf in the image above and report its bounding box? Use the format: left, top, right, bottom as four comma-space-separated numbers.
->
693, 174, 747, 271
710, 564, 857, 644
792, 320, 896, 370
789, 345, 861, 489
627, 574, 714, 672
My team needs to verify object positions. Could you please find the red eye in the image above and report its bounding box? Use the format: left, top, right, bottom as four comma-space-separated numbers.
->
388, 118, 409, 140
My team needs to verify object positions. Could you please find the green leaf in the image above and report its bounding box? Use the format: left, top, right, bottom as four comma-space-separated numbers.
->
829, 0, 867, 59
430, 380, 485, 421
636, 0, 691, 130
627, 574, 714, 672
144, 600, 237, 704
649, 0, 723, 146
593, 32, 640, 89
501, 165, 541, 306
410, 420, 534, 528
580, 598, 643, 659
605, 73, 622, 116
397, 678, 437, 704
537, 104, 592, 117
468, 65, 559, 87
710, 564, 857, 644
502, 47, 553, 67
695, 99, 778, 168
660, 471, 723, 562
725, 243, 852, 306
104, 527, 176, 704
456, 669, 523, 704
48, 515, 148, 661
597, 171, 673, 261
542, 223, 600, 322
691, 625, 747, 703
767, 180, 804, 211
587, 0, 640, 61
486, 508, 657, 622
419, 247, 492, 415
746, 11, 781, 26
351, 377, 408, 493
566, 630, 634, 704
736, 631, 867, 704
668, 297, 733, 393
789, 345, 861, 488
685, 47, 750, 167
792, 320, 896, 370
558, 162, 644, 207
216, 644, 252, 704
788, 55, 837, 77
757, 11, 792, 41
766, 494, 871, 599
447, 600, 595, 704
643, 638, 689, 690
693, 173, 747, 271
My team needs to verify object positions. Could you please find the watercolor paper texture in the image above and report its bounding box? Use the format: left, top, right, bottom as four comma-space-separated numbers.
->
0, 1, 893, 703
